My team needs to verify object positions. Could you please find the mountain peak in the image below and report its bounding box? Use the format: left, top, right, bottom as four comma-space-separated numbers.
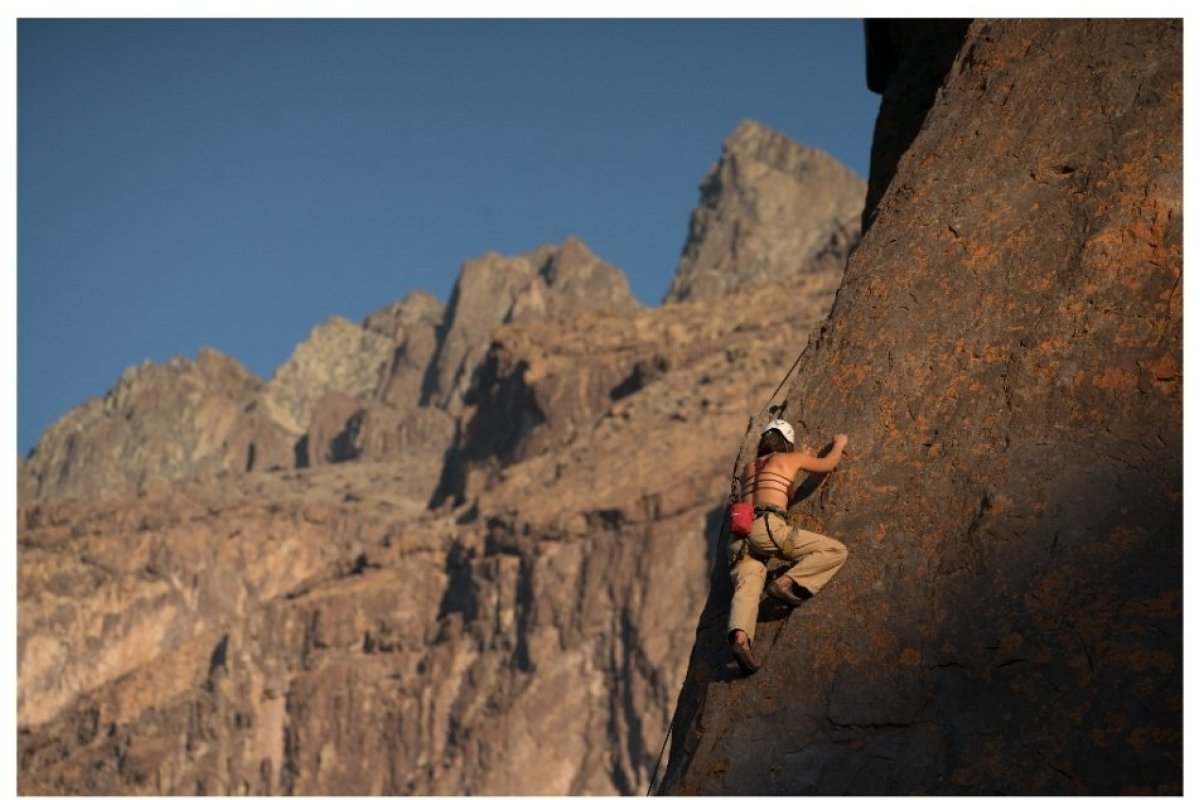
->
663, 120, 866, 303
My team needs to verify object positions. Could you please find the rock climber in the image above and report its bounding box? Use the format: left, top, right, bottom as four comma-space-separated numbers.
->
728, 419, 849, 673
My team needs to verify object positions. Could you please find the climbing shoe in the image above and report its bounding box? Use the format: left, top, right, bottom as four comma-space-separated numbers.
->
731, 637, 760, 673
766, 578, 808, 607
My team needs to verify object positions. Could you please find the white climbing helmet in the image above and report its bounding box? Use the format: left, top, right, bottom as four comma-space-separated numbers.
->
762, 419, 795, 444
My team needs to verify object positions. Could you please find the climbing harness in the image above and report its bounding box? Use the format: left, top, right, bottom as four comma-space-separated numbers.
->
755, 503, 788, 520
761, 507, 789, 556
729, 503, 790, 565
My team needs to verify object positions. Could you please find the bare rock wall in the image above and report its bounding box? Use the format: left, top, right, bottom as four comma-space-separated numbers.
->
661, 18, 1181, 795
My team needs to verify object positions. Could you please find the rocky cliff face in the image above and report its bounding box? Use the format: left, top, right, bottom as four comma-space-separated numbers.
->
424, 236, 641, 414
18, 348, 298, 504
660, 18, 1181, 795
17, 279, 843, 795
366, 290, 444, 407
18, 122, 851, 794
439, 271, 843, 510
664, 119, 865, 303
266, 315, 397, 434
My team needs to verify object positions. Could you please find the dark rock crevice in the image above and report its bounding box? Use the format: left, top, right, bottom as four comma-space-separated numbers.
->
861, 19, 971, 230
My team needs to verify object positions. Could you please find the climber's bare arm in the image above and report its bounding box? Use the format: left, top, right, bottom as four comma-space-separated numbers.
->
793, 433, 848, 473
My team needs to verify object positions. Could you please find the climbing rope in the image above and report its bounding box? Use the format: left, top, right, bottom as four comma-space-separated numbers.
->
760, 347, 805, 418
644, 350, 807, 795
645, 442, 745, 796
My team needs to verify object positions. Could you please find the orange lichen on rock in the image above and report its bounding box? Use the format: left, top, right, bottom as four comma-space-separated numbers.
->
1093, 366, 1138, 392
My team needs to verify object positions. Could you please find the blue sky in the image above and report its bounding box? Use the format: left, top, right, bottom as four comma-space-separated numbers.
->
17, 18, 880, 457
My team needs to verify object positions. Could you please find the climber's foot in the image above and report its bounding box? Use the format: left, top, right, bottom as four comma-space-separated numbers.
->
730, 630, 760, 673
766, 576, 810, 607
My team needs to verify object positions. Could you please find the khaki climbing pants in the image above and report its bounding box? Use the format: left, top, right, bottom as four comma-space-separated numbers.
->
727, 511, 848, 643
